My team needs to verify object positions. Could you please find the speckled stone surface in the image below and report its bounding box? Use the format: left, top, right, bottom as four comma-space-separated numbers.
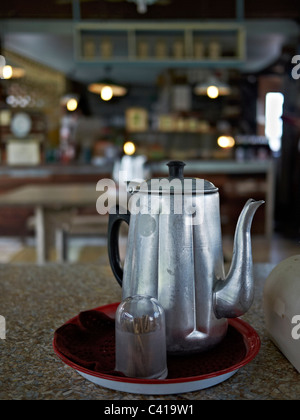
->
0, 262, 299, 400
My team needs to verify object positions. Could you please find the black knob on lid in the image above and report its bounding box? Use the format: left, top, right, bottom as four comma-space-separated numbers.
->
167, 161, 186, 178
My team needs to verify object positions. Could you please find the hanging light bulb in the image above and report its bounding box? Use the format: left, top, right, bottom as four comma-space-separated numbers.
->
194, 75, 231, 99
100, 85, 113, 101
217, 135, 235, 148
123, 141, 136, 155
88, 66, 127, 101
207, 85, 219, 99
60, 94, 80, 112
0, 55, 25, 79
0, 64, 25, 80
89, 81, 127, 100
2, 65, 13, 79
66, 98, 78, 111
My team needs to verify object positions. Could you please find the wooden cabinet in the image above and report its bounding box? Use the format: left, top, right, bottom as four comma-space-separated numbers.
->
75, 21, 245, 66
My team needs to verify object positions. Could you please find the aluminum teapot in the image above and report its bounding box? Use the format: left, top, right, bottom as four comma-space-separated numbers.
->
108, 161, 264, 354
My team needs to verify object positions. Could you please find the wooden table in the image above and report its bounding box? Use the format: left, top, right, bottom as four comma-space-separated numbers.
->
0, 184, 110, 264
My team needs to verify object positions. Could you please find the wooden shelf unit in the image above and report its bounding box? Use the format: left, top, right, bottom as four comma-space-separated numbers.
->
74, 21, 246, 67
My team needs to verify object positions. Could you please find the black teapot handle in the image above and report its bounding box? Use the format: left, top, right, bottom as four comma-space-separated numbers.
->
108, 205, 130, 287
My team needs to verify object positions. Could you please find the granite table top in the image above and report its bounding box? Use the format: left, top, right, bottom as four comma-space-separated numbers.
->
0, 262, 299, 400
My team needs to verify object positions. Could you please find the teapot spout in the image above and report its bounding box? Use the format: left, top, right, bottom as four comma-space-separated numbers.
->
213, 199, 264, 319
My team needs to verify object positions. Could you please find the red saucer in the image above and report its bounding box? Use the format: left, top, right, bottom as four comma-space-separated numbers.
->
53, 302, 260, 395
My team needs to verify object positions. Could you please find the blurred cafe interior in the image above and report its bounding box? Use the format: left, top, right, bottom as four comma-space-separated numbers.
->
0, 0, 299, 265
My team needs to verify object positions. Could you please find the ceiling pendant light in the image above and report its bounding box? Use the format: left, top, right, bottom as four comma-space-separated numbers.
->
88, 78, 127, 102
0, 62, 25, 80
60, 93, 80, 112
88, 65, 127, 101
66, 98, 78, 111
0, 54, 25, 79
217, 135, 235, 148
123, 141, 136, 156
100, 85, 113, 101
194, 75, 231, 99
207, 85, 219, 99
2, 65, 13, 79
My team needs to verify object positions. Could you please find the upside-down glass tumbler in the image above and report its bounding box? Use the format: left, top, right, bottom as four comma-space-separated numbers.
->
115, 295, 168, 379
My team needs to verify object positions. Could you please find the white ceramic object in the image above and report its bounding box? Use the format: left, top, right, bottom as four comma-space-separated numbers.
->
263, 255, 300, 373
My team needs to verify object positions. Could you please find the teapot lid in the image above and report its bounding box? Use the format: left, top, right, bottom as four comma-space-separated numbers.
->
128, 161, 218, 194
